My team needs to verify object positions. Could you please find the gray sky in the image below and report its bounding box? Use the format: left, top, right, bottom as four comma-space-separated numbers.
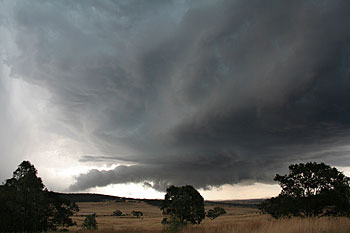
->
1, 0, 350, 199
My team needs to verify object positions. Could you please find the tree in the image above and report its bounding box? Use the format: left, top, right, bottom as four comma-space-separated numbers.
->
131, 210, 143, 218
160, 185, 205, 226
82, 214, 98, 230
207, 207, 226, 220
0, 161, 79, 232
259, 162, 350, 218
113, 209, 123, 216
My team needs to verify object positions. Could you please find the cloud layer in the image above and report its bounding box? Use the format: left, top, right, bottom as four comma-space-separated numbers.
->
2, 0, 350, 192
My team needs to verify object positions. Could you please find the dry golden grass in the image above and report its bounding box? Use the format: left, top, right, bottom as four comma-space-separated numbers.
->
68, 201, 350, 233
71, 200, 163, 231
182, 218, 350, 233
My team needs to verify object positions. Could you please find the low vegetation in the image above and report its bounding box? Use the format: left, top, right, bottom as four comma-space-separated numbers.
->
113, 209, 123, 216
82, 214, 98, 230
131, 210, 143, 218
207, 207, 226, 220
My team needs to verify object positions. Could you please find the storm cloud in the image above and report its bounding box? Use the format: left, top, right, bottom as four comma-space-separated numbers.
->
2, 0, 350, 192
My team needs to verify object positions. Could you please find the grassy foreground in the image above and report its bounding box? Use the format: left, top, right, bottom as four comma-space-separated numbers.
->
69, 201, 350, 233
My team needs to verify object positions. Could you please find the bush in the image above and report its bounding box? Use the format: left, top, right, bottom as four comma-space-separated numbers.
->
82, 214, 98, 230
131, 210, 143, 218
162, 216, 186, 233
214, 207, 226, 215
113, 209, 123, 216
207, 207, 226, 220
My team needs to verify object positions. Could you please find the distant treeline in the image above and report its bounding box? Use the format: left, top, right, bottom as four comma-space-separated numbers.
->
57, 193, 125, 202
205, 200, 263, 208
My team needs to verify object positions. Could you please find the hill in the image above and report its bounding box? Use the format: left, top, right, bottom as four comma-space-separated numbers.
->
57, 192, 262, 208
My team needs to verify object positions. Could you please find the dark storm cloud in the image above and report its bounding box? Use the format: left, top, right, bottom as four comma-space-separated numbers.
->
3, 0, 350, 191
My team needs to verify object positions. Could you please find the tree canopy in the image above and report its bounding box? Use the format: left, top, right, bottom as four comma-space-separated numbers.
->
0, 161, 79, 232
259, 162, 350, 218
160, 185, 205, 226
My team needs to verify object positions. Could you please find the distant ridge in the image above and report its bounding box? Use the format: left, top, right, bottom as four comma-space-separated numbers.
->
56, 192, 163, 206
56, 192, 262, 208
205, 199, 265, 208
57, 192, 124, 202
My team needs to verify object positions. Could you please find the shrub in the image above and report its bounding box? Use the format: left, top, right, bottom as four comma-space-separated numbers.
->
207, 207, 226, 220
82, 214, 98, 230
131, 210, 143, 218
113, 209, 123, 216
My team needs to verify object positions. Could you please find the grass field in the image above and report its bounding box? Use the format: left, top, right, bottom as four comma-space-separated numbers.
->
69, 201, 350, 233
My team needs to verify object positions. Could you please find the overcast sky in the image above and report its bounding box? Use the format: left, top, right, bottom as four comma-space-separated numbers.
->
1, 0, 350, 200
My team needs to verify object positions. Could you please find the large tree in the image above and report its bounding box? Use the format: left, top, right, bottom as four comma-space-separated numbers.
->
161, 185, 205, 227
259, 162, 350, 218
0, 161, 79, 232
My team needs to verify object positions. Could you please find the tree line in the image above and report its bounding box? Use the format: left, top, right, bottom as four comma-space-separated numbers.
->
1, 160, 349, 232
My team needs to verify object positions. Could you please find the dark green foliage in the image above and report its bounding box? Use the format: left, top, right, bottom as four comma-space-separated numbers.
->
275, 162, 349, 198
258, 195, 300, 218
0, 161, 79, 232
206, 209, 219, 220
214, 207, 226, 215
161, 185, 205, 226
259, 162, 350, 218
207, 207, 226, 220
82, 214, 98, 230
113, 209, 123, 216
131, 210, 143, 218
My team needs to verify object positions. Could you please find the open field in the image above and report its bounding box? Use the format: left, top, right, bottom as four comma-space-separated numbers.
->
68, 201, 350, 233
72, 200, 164, 231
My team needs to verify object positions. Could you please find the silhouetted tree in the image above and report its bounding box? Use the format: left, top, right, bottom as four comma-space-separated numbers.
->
161, 185, 205, 227
259, 162, 350, 218
0, 161, 79, 232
